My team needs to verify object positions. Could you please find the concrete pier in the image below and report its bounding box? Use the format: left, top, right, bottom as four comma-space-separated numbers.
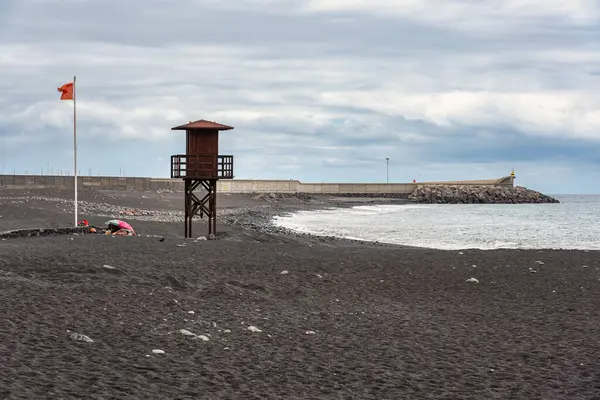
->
0, 175, 515, 194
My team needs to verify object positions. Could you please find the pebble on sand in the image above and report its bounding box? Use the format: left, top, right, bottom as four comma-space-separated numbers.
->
180, 329, 210, 341
305, 331, 316, 335
535, 260, 545, 265
247, 326, 262, 333
280, 270, 289, 275
102, 264, 116, 270
152, 349, 165, 354
69, 332, 94, 343
466, 278, 479, 284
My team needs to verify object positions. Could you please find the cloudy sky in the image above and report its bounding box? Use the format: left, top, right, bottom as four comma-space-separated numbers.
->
1, 0, 600, 194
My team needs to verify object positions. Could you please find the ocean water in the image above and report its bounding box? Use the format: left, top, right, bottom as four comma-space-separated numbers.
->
272, 195, 600, 250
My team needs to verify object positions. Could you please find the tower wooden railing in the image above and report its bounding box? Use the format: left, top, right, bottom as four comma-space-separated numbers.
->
170, 154, 233, 179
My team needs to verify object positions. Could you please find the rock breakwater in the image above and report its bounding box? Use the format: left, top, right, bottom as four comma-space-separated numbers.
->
409, 185, 559, 204
0, 227, 91, 239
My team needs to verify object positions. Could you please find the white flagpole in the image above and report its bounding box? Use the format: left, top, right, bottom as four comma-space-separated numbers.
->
73, 75, 78, 226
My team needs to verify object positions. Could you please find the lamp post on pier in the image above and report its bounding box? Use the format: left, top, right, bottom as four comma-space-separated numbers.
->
386, 157, 389, 183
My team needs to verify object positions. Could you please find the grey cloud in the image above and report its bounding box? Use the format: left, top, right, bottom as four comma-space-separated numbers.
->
3, 0, 594, 58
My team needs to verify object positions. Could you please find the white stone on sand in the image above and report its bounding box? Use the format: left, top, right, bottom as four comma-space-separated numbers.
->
466, 278, 479, 284
247, 326, 262, 333
68, 331, 94, 343
180, 329, 210, 341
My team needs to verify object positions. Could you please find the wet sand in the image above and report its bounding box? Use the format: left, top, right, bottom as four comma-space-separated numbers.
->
1, 189, 600, 399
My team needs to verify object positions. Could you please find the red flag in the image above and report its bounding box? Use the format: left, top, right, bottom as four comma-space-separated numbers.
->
57, 82, 74, 100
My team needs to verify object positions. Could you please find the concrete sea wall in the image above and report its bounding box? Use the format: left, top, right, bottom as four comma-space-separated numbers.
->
0, 175, 515, 194
0, 175, 183, 192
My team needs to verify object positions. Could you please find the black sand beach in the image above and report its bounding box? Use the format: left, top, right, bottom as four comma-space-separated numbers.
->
1, 189, 600, 399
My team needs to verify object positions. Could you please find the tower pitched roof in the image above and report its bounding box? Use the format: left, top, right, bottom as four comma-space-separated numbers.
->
171, 120, 234, 131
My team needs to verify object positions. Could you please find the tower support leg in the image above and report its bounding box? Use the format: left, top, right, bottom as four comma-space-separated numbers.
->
183, 179, 218, 238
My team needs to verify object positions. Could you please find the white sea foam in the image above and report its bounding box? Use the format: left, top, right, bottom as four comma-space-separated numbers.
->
272, 195, 600, 250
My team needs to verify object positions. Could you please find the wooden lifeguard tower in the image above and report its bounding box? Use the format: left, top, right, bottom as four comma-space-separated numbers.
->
170, 120, 234, 238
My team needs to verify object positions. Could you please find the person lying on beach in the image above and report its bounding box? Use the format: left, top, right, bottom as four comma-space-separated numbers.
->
105, 224, 135, 236
104, 219, 136, 236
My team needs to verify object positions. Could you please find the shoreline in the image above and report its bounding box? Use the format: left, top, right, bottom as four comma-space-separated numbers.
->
1, 189, 597, 251
218, 197, 600, 252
